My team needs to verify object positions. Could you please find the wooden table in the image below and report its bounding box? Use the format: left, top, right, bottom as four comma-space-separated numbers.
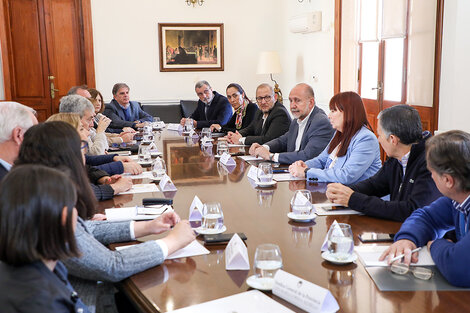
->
101, 129, 469, 313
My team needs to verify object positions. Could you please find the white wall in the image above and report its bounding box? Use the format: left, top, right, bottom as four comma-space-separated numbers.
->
90, 0, 283, 104
438, 0, 470, 132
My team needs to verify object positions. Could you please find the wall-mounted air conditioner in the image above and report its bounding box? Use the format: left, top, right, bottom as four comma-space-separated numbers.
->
288, 11, 322, 34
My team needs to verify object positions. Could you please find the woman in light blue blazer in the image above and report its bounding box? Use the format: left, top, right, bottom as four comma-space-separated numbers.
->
289, 91, 381, 184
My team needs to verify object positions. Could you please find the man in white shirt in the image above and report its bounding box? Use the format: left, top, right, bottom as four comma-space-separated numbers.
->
0, 102, 38, 181
250, 83, 334, 164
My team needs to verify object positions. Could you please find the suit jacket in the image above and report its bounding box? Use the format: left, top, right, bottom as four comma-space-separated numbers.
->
266, 106, 334, 164
239, 101, 291, 145
0, 261, 90, 313
0, 162, 9, 183
305, 126, 382, 184
221, 101, 259, 133
64, 217, 165, 311
104, 99, 153, 129
190, 91, 232, 129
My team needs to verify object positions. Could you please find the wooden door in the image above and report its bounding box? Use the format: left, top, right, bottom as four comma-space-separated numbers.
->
0, 0, 95, 121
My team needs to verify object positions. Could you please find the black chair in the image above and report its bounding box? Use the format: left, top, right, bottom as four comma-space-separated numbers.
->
180, 100, 198, 118
142, 104, 183, 123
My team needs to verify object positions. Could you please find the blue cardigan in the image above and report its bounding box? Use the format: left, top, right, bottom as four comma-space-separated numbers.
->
395, 196, 470, 287
305, 126, 381, 184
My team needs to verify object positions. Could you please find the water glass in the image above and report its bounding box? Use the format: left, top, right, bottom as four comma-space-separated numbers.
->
216, 140, 229, 156
143, 124, 152, 134
153, 117, 161, 123
202, 202, 224, 230
327, 223, 354, 261
291, 189, 313, 215
257, 162, 273, 183
142, 133, 154, 143
201, 127, 212, 140
138, 145, 151, 163
184, 118, 194, 132
254, 244, 283, 279
151, 157, 166, 179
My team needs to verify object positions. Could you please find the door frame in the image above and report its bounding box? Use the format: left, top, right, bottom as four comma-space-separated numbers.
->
334, 0, 445, 132
0, 0, 95, 100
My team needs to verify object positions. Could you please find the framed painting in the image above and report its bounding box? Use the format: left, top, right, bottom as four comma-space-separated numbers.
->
158, 23, 224, 72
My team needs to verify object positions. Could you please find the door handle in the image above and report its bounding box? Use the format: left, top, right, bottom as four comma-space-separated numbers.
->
50, 81, 59, 99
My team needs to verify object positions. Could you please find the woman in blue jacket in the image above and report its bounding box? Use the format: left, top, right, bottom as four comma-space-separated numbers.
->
289, 91, 381, 184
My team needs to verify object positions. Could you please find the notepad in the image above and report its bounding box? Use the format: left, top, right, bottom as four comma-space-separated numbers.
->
105, 205, 172, 221
115, 240, 209, 260
355, 245, 435, 267
238, 155, 264, 161
273, 173, 304, 181
118, 183, 159, 195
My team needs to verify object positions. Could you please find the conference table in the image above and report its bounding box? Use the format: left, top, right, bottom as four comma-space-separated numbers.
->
99, 129, 469, 313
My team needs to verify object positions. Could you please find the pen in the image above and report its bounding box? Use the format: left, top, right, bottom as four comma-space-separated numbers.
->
389, 247, 422, 263
273, 169, 289, 173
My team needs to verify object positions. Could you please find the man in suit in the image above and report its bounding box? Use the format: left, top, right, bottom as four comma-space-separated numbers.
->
0, 102, 38, 181
104, 83, 153, 130
249, 83, 334, 164
227, 83, 291, 145
180, 80, 232, 129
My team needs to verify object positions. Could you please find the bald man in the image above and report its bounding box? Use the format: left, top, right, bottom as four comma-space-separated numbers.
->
250, 83, 334, 164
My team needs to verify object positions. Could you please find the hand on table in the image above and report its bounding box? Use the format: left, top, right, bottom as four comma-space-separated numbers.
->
119, 132, 134, 142
326, 183, 354, 206
136, 211, 181, 236
122, 161, 143, 175
254, 146, 270, 160
110, 176, 133, 194
122, 127, 136, 133
162, 220, 197, 255
227, 131, 242, 144
379, 239, 418, 265
248, 143, 261, 156
210, 124, 221, 132
289, 161, 307, 178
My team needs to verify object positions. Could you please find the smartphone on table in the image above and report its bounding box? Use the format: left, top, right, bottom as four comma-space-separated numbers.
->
358, 232, 395, 243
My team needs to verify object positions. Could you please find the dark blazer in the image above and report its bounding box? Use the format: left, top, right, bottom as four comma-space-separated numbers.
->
266, 106, 334, 164
348, 132, 442, 222
221, 101, 259, 133
239, 101, 291, 145
0, 162, 9, 183
104, 99, 153, 129
190, 91, 232, 129
0, 261, 90, 313
85, 154, 123, 175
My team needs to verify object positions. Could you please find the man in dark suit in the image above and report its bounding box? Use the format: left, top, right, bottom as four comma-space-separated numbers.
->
227, 83, 291, 146
251, 83, 334, 164
180, 80, 232, 129
104, 83, 153, 130
0, 102, 38, 182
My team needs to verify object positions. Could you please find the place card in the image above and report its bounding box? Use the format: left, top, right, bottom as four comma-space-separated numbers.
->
189, 195, 203, 221
188, 129, 197, 138
321, 220, 341, 252
159, 174, 177, 191
273, 270, 339, 313
201, 136, 212, 145
219, 152, 236, 166
247, 165, 259, 181
225, 234, 250, 270
294, 192, 310, 206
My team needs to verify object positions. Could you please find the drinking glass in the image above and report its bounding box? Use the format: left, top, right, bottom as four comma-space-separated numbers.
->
152, 157, 166, 179
138, 145, 151, 163
142, 133, 154, 143
257, 162, 273, 183
290, 189, 313, 215
254, 244, 283, 279
202, 202, 224, 230
143, 124, 152, 134
216, 140, 229, 156
184, 118, 194, 132
201, 127, 212, 140
327, 223, 354, 261
153, 117, 161, 123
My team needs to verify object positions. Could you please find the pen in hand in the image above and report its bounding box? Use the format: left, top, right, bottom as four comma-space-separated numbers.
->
389, 247, 422, 263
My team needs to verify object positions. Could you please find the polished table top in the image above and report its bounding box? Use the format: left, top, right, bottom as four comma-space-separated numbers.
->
100, 129, 469, 313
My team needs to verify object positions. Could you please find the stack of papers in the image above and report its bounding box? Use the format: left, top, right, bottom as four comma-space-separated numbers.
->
105, 205, 172, 221
355, 245, 435, 267
238, 155, 264, 161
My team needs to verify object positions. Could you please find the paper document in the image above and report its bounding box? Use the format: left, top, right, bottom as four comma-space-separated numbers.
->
238, 155, 264, 161
167, 123, 182, 131
171, 290, 294, 313
124, 171, 155, 180
167, 240, 210, 259
355, 245, 435, 267
118, 183, 159, 195
105, 205, 172, 221
273, 173, 304, 181
314, 203, 362, 216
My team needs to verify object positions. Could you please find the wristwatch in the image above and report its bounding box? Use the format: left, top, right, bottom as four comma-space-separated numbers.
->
304, 167, 310, 175
269, 153, 274, 161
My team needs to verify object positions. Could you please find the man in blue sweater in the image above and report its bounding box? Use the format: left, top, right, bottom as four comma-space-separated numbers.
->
380, 130, 470, 287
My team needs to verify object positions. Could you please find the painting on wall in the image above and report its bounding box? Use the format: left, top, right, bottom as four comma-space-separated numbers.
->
158, 23, 224, 72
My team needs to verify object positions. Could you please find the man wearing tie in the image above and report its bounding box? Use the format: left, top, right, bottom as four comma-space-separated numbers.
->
249, 83, 334, 164
180, 80, 232, 129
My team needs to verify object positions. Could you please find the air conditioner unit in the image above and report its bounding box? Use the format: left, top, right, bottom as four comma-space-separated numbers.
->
289, 11, 322, 34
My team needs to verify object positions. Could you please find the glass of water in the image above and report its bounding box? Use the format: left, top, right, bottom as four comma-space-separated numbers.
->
327, 223, 354, 261
202, 202, 224, 230
257, 162, 273, 183
138, 145, 151, 163
291, 189, 313, 215
151, 157, 166, 179
216, 140, 229, 156
254, 244, 283, 279
201, 127, 212, 140
184, 118, 194, 132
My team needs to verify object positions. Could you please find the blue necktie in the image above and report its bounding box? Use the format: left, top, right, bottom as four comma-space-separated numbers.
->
123, 107, 131, 121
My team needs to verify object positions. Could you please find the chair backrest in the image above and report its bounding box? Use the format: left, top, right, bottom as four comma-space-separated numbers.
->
142, 104, 183, 123
180, 100, 198, 118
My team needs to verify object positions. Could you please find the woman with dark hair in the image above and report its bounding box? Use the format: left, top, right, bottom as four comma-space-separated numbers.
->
16, 122, 196, 312
0, 165, 90, 312
88, 87, 105, 114
210, 83, 258, 133
289, 91, 381, 184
